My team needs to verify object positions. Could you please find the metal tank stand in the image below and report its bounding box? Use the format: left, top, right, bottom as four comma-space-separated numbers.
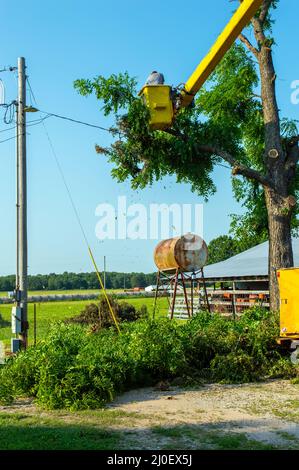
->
198, 268, 211, 313
153, 268, 194, 320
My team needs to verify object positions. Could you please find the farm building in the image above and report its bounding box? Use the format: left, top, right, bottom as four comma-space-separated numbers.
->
199, 237, 299, 315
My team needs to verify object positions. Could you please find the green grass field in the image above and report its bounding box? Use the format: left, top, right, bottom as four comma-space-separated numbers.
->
0, 289, 124, 297
0, 296, 169, 347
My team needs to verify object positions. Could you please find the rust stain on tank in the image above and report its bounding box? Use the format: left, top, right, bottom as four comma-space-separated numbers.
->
154, 233, 208, 272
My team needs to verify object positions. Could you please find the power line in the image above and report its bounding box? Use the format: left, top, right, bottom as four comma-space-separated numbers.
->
3, 102, 15, 124
0, 131, 31, 144
0, 134, 19, 144
0, 107, 112, 136
0, 77, 115, 137
28, 116, 51, 124
0, 117, 50, 144
26, 76, 113, 133
0, 115, 50, 133
39, 110, 113, 133
0, 124, 16, 133
27, 115, 51, 127
26, 75, 36, 104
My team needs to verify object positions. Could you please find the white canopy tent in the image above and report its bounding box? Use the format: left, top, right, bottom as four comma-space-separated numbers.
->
203, 238, 299, 281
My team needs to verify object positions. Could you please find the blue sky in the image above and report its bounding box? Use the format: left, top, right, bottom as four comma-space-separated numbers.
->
0, 0, 298, 275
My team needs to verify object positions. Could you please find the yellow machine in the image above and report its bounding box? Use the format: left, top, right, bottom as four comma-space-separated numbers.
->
140, 0, 263, 130
277, 268, 299, 363
140, 85, 173, 130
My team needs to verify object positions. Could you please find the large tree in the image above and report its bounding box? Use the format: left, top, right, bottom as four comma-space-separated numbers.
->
75, 0, 298, 310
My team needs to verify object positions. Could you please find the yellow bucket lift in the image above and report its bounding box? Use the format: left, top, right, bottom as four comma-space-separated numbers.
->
139, 85, 173, 130
277, 268, 299, 363
140, 0, 263, 129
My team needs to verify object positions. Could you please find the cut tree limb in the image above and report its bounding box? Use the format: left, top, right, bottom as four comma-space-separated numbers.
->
288, 135, 299, 146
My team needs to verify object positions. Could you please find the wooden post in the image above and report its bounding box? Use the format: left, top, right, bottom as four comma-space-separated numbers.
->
191, 273, 194, 316
103, 255, 106, 290
33, 303, 37, 346
201, 268, 211, 313
232, 281, 236, 321
153, 271, 160, 319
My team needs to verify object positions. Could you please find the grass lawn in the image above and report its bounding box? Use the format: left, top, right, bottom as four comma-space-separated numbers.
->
0, 296, 169, 347
0, 408, 277, 450
0, 409, 139, 450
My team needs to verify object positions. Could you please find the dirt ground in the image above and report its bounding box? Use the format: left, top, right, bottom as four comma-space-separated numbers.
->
107, 379, 299, 449
1, 379, 299, 449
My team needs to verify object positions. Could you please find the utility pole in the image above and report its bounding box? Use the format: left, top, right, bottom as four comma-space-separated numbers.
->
16, 94, 20, 295
17, 57, 28, 349
103, 255, 106, 290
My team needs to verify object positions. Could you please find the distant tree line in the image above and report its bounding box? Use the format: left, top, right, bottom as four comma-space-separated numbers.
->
0, 234, 259, 293
0, 271, 157, 293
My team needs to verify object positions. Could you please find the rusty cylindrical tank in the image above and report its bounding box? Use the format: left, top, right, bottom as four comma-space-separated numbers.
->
154, 233, 208, 272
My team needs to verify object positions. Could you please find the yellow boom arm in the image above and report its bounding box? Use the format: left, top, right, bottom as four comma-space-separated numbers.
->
140, 0, 263, 129
181, 0, 263, 107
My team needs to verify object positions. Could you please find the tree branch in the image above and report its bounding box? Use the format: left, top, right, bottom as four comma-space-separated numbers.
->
194, 144, 274, 188
164, 128, 186, 140
251, 15, 266, 47
239, 33, 259, 57
259, 0, 273, 24
163, 128, 274, 188
231, 163, 273, 188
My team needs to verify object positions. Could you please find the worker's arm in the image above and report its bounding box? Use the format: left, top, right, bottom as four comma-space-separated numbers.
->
180, 0, 263, 108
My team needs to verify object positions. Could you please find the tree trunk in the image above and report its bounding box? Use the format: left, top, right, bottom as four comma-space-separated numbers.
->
265, 188, 294, 311
254, 15, 295, 312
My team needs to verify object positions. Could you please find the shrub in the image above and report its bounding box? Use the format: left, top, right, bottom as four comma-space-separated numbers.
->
0, 307, 297, 410
181, 311, 243, 375
267, 357, 298, 379
0, 313, 10, 328
181, 307, 293, 382
67, 295, 148, 331
67, 303, 100, 325
0, 318, 184, 410
210, 352, 259, 383
118, 301, 148, 322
